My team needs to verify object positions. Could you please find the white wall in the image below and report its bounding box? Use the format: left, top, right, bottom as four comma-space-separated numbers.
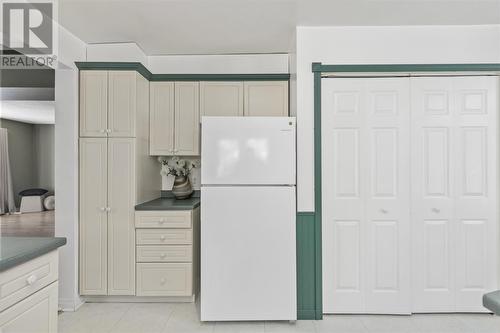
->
85, 43, 289, 74
295, 25, 500, 211
55, 26, 86, 311
86, 43, 148, 65
148, 54, 288, 74
34, 124, 55, 192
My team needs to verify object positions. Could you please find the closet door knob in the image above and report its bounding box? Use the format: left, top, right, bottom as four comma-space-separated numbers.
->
100, 207, 107, 212
106, 207, 111, 212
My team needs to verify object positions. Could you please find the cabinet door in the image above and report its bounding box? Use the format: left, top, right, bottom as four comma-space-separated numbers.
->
0, 282, 58, 333
200, 82, 243, 117
108, 138, 136, 295
80, 71, 108, 137
79, 138, 108, 295
150, 82, 175, 155
175, 82, 200, 155
243, 81, 288, 117
108, 71, 136, 137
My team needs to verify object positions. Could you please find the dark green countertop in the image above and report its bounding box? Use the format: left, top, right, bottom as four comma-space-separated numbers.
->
135, 197, 200, 211
0, 237, 67, 272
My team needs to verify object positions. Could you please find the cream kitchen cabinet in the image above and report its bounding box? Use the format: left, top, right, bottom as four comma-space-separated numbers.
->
80, 70, 138, 138
79, 72, 159, 297
150, 82, 200, 156
243, 81, 289, 116
200, 82, 244, 117
79, 138, 136, 295
135, 208, 200, 298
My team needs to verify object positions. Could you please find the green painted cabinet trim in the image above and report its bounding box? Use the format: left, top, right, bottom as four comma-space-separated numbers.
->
312, 62, 500, 73
75, 62, 290, 81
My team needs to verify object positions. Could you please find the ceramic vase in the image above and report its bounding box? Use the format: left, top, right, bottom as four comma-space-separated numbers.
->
172, 176, 194, 199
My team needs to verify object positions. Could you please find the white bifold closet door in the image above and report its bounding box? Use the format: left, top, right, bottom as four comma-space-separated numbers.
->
411, 76, 498, 313
322, 78, 411, 314
322, 76, 498, 314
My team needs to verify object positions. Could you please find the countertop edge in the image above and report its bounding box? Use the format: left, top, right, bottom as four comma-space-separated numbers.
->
134, 198, 200, 211
0, 237, 67, 272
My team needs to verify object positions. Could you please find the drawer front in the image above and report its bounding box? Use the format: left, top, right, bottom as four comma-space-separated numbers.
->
135, 211, 192, 228
0, 251, 58, 312
136, 263, 192, 296
136, 245, 192, 263
0, 281, 58, 333
136, 229, 192, 245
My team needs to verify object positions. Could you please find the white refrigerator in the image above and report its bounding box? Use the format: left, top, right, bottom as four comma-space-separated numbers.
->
200, 116, 297, 321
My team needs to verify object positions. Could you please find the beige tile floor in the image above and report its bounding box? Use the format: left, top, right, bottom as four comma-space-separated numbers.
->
58, 302, 500, 333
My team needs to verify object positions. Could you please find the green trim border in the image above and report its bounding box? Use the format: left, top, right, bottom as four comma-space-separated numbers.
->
75, 62, 290, 81
307, 61, 500, 320
312, 63, 500, 73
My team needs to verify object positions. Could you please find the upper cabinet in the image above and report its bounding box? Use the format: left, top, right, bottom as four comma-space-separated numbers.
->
175, 82, 200, 156
244, 81, 289, 117
80, 70, 137, 138
150, 79, 289, 156
150, 82, 200, 156
150, 82, 175, 155
80, 71, 108, 137
200, 82, 244, 117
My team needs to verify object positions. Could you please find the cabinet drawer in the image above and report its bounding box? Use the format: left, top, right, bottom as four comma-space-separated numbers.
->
136, 229, 192, 245
135, 211, 192, 228
136, 246, 192, 263
0, 251, 58, 312
136, 263, 192, 296
0, 282, 58, 333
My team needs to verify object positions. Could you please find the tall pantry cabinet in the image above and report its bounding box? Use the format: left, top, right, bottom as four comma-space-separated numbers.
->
79, 70, 159, 295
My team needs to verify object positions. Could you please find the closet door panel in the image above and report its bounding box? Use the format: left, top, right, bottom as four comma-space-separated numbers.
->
411, 77, 455, 312
364, 79, 410, 314
175, 82, 200, 155
322, 80, 366, 313
80, 71, 108, 137
453, 77, 498, 311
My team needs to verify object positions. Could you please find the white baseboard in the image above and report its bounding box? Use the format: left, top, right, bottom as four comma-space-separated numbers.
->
82, 295, 195, 303
59, 297, 84, 312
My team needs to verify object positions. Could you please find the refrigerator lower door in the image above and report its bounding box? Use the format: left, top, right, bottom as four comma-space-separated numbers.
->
201, 186, 297, 321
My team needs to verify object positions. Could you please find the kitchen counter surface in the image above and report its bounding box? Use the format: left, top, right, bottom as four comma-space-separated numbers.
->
0, 237, 67, 272
135, 197, 200, 211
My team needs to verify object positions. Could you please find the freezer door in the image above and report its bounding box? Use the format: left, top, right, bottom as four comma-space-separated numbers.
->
200, 186, 297, 321
201, 117, 296, 185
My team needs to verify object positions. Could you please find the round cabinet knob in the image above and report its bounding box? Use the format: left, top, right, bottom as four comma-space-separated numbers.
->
160, 235, 166, 241
160, 278, 166, 285
106, 207, 111, 212
160, 253, 166, 259
100, 129, 106, 133
26, 275, 38, 285
159, 218, 165, 224
106, 129, 112, 134
380, 209, 388, 214
432, 208, 441, 213
100, 207, 106, 212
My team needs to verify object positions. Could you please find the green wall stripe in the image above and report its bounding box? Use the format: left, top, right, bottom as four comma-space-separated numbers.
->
313, 69, 323, 320
75, 62, 290, 81
312, 63, 500, 73
296, 212, 316, 320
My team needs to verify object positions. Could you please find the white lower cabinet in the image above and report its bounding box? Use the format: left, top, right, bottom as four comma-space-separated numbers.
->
0, 282, 58, 333
0, 251, 60, 333
135, 208, 199, 298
